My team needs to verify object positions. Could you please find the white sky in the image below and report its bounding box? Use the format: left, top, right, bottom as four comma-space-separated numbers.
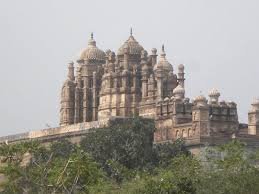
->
0, 0, 258, 136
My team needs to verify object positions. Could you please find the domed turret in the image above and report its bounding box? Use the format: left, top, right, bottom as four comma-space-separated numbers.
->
79, 33, 106, 63
117, 29, 144, 56
194, 95, 207, 102
154, 45, 173, 72
208, 88, 220, 104
193, 94, 208, 107
173, 84, 185, 99
60, 62, 76, 126
251, 98, 259, 111
178, 64, 184, 72
177, 64, 185, 88
248, 98, 259, 135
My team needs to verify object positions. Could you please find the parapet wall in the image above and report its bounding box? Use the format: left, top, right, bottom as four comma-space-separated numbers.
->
0, 118, 112, 144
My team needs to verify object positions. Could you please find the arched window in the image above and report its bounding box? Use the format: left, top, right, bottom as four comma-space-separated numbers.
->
176, 130, 180, 139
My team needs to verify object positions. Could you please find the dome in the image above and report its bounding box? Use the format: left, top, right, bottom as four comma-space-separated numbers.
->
164, 97, 170, 101
62, 79, 74, 88
194, 95, 207, 102
173, 84, 185, 95
227, 101, 237, 107
117, 30, 144, 56
209, 88, 220, 97
151, 48, 157, 55
79, 33, 106, 62
193, 94, 208, 106
251, 98, 259, 111
154, 45, 173, 72
178, 64, 185, 71
252, 98, 259, 105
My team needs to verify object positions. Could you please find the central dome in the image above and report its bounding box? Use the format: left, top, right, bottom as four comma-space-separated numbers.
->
117, 30, 144, 56
79, 33, 106, 62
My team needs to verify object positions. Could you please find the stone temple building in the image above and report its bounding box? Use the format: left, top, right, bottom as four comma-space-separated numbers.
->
1, 31, 258, 152
59, 31, 259, 149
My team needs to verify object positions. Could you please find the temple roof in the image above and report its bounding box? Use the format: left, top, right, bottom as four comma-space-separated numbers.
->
79, 33, 106, 62
117, 29, 144, 56
154, 45, 173, 72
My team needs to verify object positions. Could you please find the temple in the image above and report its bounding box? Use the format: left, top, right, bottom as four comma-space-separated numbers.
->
59, 30, 259, 147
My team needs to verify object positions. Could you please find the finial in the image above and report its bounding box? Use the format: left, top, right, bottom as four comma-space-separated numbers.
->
88, 32, 96, 46
162, 44, 165, 52
130, 27, 133, 36
68, 60, 74, 66
160, 44, 166, 58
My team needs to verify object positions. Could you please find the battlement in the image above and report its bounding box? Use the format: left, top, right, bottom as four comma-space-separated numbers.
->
209, 101, 238, 122
155, 97, 192, 124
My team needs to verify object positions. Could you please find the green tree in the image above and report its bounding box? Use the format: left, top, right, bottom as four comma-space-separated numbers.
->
80, 117, 189, 183
125, 154, 201, 194
0, 140, 106, 194
80, 117, 155, 170
198, 140, 259, 194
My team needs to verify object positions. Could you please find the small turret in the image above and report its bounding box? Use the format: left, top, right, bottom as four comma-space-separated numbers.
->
108, 51, 116, 73
177, 64, 185, 88
123, 44, 129, 70
60, 61, 76, 126
192, 94, 210, 136
154, 45, 173, 100
151, 48, 157, 66
193, 94, 208, 107
208, 88, 220, 104
141, 50, 149, 98
68, 61, 75, 81
173, 84, 185, 100
248, 98, 259, 135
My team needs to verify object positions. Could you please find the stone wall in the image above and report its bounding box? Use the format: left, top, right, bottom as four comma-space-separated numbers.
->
0, 118, 112, 144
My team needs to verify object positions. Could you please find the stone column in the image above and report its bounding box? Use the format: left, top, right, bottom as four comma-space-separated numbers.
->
74, 71, 82, 123
151, 48, 157, 67
60, 62, 75, 126
68, 61, 75, 81
141, 50, 149, 99
177, 64, 185, 88
142, 72, 148, 98
83, 76, 91, 122
123, 45, 129, 70
92, 72, 98, 121
156, 71, 163, 101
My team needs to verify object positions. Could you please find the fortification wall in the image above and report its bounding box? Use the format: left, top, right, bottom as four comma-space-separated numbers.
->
0, 118, 112, 144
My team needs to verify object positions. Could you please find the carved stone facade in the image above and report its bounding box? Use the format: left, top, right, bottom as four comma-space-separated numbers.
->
60, 31, 179, 125
59, 31, 259, 147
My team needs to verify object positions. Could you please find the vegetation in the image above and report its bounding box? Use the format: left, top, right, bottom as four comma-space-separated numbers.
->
0, 118, 259, 193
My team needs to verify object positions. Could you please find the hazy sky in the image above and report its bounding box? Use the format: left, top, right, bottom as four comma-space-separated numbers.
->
0, 0, 258, 136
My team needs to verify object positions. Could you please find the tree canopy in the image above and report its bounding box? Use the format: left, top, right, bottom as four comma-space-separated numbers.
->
0, 118, 259, 193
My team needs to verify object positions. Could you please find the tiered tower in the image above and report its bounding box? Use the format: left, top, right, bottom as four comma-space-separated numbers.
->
60, 31, 181, 125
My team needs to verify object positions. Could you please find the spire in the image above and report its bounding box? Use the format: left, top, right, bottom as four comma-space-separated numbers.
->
161, 44, 166, 58
67, 61, 75, 81
88, 32, 96, 46
130, 27, 133, 36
